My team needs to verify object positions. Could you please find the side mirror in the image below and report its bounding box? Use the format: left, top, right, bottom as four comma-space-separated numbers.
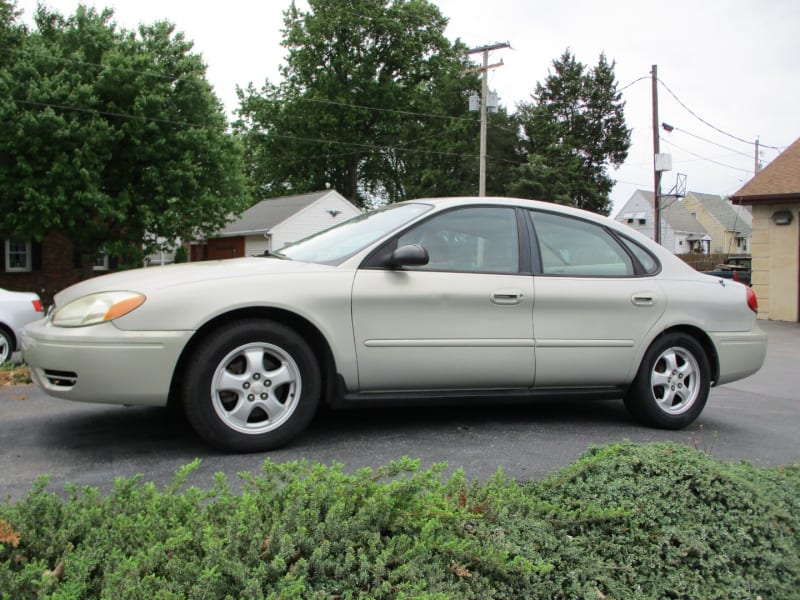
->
386, 244, 429, 268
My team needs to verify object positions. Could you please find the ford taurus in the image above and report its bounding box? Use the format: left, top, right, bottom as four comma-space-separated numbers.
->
23, 197, 767, 451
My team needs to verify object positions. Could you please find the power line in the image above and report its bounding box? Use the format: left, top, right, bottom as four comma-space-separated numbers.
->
3, 43, 501, 132
12, 98, 208, 129
660, 138, 752, 174
16, 95, 528, 168
665, 126, 753, 159
291, 96, 480, 124
657, 78, 782, 150
618, 75, 649, 93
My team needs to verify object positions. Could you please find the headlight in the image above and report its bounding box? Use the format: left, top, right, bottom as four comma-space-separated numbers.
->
52, 292, 146, 327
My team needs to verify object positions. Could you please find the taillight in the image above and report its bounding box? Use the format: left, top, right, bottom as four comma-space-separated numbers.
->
746, 286, 758, 314
32, 299, 43, 313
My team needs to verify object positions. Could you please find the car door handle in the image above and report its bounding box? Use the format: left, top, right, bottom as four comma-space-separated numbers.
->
631, 293, 655, 307
491, 289, 524, 305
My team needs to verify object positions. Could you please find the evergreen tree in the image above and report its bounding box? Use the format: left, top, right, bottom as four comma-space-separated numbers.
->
511, 50, 630, 215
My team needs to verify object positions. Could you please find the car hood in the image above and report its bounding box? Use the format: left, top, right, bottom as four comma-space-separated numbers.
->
53, 257, 337, 306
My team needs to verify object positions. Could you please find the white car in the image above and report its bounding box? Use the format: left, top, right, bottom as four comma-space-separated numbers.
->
0, 288, 44, 363
23, 197, 767, 451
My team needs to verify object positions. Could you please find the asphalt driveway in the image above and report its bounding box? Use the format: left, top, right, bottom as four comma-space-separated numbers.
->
1, 320, 798, 502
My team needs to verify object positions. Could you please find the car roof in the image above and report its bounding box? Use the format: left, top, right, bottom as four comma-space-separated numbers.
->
399, 196, 617, 227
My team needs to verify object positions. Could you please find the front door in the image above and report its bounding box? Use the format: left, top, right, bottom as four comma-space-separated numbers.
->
351, 206, 535, 391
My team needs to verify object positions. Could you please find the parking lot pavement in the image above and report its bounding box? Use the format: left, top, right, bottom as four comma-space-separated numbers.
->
1, 319, 798, 503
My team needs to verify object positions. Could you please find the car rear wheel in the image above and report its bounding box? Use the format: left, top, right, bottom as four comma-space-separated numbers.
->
0, 328, 13, 363
624, 333, 710, 429
182, 319, 321, 452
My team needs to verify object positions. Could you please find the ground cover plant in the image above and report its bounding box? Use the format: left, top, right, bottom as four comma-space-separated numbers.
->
1, 441, 798, 599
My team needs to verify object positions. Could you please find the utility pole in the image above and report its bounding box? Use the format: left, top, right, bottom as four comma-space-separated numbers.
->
754, 137, 761, 173
651, 65, 661, 244
467, 42, 509, 196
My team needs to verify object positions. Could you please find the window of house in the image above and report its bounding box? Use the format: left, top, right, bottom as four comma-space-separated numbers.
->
4, 239, 32, 272
736, 237, 748, 252
94, 247, 110, 271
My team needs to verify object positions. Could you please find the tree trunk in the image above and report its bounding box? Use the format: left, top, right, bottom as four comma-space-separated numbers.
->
80, 253, 95, 281
344, 153, 360, 206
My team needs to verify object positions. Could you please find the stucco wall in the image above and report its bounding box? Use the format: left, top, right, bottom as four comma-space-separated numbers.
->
750, 204, 799, 321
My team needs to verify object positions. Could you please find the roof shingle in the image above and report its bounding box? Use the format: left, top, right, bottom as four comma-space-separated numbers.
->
217, 191, 331, 236
730, 137, 800, 202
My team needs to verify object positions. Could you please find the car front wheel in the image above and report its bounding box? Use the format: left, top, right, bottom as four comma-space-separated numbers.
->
182, 319, 321, 452
625, 333, 710, 429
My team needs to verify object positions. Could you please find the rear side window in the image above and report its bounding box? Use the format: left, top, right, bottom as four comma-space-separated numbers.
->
529, 211, 634, 277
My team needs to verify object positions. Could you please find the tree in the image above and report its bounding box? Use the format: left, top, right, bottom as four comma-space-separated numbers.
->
236, 0, 482, 206
512, 50, 630, 215
0, 3, 250, 275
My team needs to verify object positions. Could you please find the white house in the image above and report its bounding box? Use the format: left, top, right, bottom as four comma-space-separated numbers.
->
195, 190, 361, 260
615, 189, 710, 254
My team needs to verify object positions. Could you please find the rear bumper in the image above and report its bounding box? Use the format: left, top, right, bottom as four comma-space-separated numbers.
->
22, 319, 191, 407
709, 326, 768, 386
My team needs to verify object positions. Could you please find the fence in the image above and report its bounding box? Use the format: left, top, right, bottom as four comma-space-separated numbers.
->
678, 253, 748, 272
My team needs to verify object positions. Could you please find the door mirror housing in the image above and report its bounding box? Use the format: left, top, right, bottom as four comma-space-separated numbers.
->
387, 244, 429, 268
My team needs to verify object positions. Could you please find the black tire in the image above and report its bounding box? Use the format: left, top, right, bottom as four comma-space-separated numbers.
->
624, 332, 710, 429
182, 319, 321, 452
0, 327, 13, 364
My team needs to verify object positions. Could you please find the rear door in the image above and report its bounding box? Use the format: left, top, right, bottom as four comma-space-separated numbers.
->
527, 210, 666, 386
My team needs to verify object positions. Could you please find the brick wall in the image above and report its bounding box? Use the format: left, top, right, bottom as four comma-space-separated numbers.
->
0, 232, 82, 307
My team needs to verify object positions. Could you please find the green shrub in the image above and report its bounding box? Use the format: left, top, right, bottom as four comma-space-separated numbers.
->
1, 443, 798, 599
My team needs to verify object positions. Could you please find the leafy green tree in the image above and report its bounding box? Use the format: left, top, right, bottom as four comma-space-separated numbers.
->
0, 3, 250, 275
236, 0, 482, 206
511, 50, 630, 215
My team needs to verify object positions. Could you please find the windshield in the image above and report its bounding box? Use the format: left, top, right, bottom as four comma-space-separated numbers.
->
277, 202, 432, 264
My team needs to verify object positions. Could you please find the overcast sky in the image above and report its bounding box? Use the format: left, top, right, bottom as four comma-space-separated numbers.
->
16, 0, 800, 214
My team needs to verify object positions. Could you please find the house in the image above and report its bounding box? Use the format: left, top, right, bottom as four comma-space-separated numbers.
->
681, 192, 752, 255
193, 190, 361, 261
615, 190, 710, 254
1, 190, 360, 305
730, 137, 800, 322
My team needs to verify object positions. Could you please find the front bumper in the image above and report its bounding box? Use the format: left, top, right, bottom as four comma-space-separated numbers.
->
709, 325, 768, 386
22, 318, 192, 407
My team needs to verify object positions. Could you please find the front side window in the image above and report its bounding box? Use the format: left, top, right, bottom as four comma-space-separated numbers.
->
396, 207, 520, 273
5, 239, 31, 272
529, 211, 634, 277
